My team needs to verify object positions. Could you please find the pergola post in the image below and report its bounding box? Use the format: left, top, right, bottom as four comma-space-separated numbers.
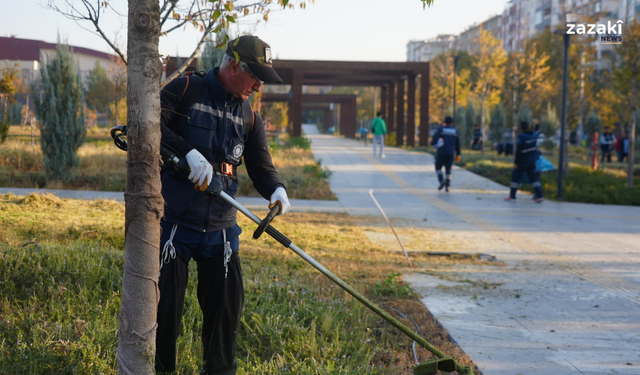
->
419, 70, 430, 147
407, 74, 416, 147
387, 82, 395, 138
380, 85, 387, 123
290, 70, 303, 137
396, 79, 405, 147
348, 97, 357, 138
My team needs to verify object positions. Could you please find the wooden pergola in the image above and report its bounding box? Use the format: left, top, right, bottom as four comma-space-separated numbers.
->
268, 60, 430, 147
262, 93, 357, 137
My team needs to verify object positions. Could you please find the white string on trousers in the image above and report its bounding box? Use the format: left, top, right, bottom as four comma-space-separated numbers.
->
159, 223, 178, 278
223, 228, 232, 279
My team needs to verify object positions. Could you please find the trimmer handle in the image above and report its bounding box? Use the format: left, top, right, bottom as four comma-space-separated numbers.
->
111, 125, 128, 151
253, 204, 280, 239
110, 125, 223, 197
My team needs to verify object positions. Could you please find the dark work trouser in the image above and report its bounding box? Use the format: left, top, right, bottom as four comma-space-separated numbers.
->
156, 252, 244, 375
435, 153, 454, 184
509, 163, 543, 199
601, 145, 612, 162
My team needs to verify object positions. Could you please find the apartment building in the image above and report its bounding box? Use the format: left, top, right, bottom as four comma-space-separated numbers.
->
406, 34, 456, 62
456, 15, 504, 53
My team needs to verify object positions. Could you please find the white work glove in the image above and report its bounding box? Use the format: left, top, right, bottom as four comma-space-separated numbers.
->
185, 149, 213, 191
269, 187, 290, 215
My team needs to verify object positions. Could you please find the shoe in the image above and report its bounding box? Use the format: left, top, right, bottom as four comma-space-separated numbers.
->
534, 197, 544, 204
438, 181, 445, 190
445, 180, 450, 192
381, 154, 386, 158
504, 196, 516, 202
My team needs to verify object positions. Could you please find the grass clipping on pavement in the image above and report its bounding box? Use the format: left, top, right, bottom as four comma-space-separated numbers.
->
0, 193, 480, 374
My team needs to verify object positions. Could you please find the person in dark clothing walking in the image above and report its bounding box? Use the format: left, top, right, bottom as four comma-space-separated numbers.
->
471, 124, 483, 150
599, 126, 616, 163
430, 116, 461, 192
505, 121, 543, 203
156, 35, 290, 375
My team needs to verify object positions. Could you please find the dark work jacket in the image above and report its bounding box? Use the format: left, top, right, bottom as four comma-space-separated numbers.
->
430, 125, 461, 156
160, 68, 285, 232
515, 130, 539, 166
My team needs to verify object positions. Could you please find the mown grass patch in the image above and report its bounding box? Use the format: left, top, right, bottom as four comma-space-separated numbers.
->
1, 127, 335, 200
0, 193, 478, 374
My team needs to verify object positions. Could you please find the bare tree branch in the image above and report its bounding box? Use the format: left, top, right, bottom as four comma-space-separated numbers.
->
162, 7, 215, 85
160, 0, 182, 28
47, 0, 127, 65
46, 0, 316, 81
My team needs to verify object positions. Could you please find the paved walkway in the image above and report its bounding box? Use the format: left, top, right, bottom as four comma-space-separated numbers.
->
3, 126, 640, 374
302, 125, 640, 375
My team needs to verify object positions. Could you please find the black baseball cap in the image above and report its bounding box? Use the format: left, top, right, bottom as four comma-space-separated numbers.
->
444, 116, 453, 124
226, 35, 283, 84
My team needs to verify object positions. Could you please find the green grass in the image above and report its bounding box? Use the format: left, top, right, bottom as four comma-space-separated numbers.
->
459, 151, 640, 205
0, 193, 479, 374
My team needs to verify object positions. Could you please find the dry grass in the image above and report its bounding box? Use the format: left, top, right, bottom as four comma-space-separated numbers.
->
1, 126, 335, 200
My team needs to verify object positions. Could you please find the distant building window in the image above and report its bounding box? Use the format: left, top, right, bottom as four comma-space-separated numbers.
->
535, 10, 542, 24
595, 1, 601, 13
544, 8, 551, 16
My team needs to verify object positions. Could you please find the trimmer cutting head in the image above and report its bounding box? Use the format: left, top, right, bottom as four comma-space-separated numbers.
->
413, 357, 474, 375
413, 358, 455, 375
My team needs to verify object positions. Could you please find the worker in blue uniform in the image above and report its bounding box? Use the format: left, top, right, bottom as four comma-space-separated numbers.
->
430, 116, 461, 192
505, 121, 544, 203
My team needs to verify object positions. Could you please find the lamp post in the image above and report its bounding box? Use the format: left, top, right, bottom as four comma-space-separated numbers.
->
452, 55, 460, 122
555, 25, 572, 201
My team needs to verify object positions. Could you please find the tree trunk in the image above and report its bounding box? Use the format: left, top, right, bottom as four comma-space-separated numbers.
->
117, 0, 163, 374
512, 88, 518, 162
480, 101, 485, 154
628, 106, 637, 188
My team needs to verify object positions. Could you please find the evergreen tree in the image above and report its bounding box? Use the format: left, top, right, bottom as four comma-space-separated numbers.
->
489, 103, 506, 144
0, 100, 8, 143
584, 111, 602, 140
199, 32, 228, 72
86, 61, 114, 113
462, 100, 477, 146
541, 103, 560, 150
517, 106, 532, 126
0, 63, 19, 142
32, 42, 85, 182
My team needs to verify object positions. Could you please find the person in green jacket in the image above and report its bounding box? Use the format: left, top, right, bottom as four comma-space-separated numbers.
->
371, 111, 387, 158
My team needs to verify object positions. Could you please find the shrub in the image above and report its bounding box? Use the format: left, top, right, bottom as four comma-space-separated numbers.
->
386, 131, 396, 146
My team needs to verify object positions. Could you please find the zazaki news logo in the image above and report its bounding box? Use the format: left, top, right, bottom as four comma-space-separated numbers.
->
566, 15, 624, 45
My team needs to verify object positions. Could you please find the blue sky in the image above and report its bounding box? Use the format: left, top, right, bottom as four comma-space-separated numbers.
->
3, 0, 507, 61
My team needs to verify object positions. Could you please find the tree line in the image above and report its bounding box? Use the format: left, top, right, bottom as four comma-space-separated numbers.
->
428, 21, 640, 165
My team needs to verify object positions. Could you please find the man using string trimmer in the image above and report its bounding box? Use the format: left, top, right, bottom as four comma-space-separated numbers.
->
156, 35, 290, 375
